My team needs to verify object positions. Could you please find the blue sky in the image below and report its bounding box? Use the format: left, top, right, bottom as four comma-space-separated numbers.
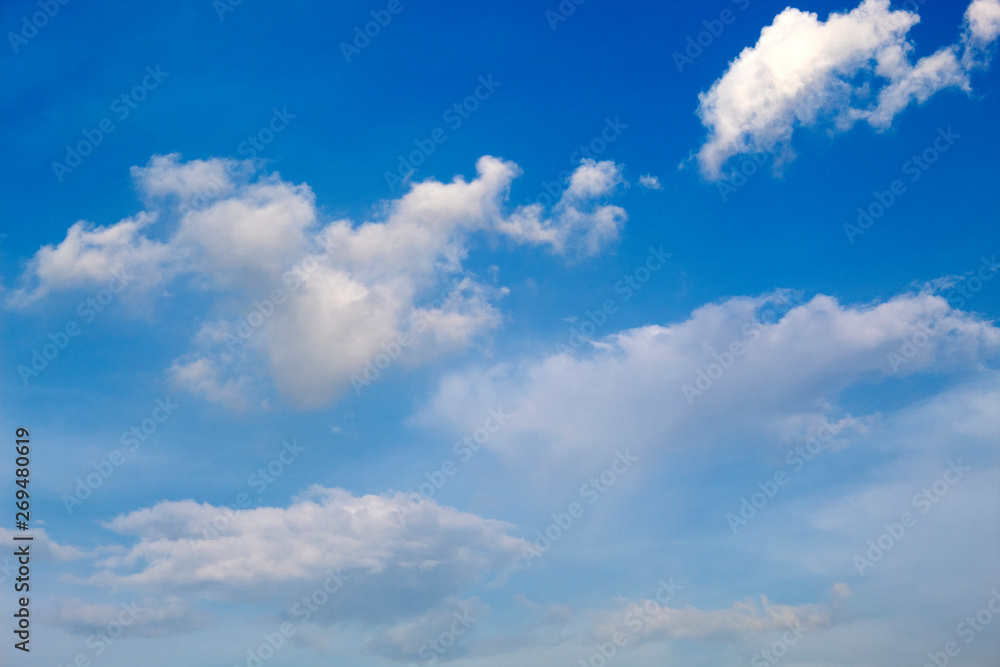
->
2, 0, 1000, 665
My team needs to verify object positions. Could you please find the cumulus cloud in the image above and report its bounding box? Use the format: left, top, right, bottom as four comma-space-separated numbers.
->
130, 153, 252, 203
81, 486, 530, 625
5, 213, 174, 306
494, 159, 626, 256
8, 154, 627, 407
693, 0, 1000, 179
419, 287, 1000, 475
966, 0, 1000, 44
638, 174, 662, 190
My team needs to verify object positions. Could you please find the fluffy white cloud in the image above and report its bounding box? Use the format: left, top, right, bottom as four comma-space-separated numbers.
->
858, 47, 968, 129
419, 286, 1000, 475
693, 0, 999, 179
82, 486, 530, 625
174, 179, 315, 284
966, 0, 1000, 43
638, 174, 662, 190
494, 159, 626, 256
130, 153, 251, 204
8, 154, 627, 407
6, 213, 173, 306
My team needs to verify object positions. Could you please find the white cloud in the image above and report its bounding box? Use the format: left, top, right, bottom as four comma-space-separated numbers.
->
494, 159, 626, 256
590, 595, 831, 645
693, 0, 999, 179
130, 153, 251, 204
858, 47, 969, 129
167, 357, 254, 411
82, 486, 530, 625
174, 179, 316, 284
419, 287, 1000, 476
8, 154, 627, 408
638, 174, 662, 190
727, 376, 1000, 664
6, 213, 173, 306
966, 0, 1000, 43
0, 527, 87, 561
